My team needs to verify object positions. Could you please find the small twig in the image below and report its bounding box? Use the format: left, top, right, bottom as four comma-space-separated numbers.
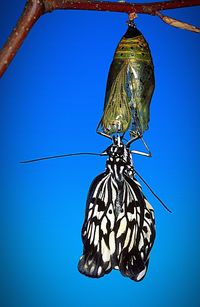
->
0, 0, 200, 77
156, 11, 200, 33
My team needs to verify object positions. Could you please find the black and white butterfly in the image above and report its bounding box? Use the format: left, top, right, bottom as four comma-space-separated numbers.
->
78, 136, 156, 281
21, 135, 170, 281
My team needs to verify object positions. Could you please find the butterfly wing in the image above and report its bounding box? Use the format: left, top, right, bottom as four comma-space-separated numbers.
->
78, 171, 155, 281
116, 175, 156, 281
78, 172, 117, 278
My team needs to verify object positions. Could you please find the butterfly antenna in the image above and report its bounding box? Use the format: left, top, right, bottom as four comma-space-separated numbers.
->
20, 152, 103, 163
135, 170, 172, 213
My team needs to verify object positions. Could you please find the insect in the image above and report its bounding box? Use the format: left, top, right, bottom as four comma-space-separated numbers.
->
97, 22, 155, 139
21, 136, 170, 281
78, 135, 156, 281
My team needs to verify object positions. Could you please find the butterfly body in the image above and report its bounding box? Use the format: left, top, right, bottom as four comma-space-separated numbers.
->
78, 138, 155, 281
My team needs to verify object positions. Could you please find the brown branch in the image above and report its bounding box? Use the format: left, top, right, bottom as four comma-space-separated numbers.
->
0, 0, 45, 77
43, 0, 200, 14
0, 0, 200, 77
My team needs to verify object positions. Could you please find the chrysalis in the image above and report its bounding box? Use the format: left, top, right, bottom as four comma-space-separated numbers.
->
97, 24, 155, 138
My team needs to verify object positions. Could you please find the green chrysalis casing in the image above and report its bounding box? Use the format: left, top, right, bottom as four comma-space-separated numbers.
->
98, 25, 155, 138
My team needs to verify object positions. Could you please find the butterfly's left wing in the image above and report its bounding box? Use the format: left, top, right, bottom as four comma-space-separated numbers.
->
78, 172, 117, 278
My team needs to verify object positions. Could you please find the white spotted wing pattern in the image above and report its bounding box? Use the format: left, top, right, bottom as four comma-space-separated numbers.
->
78, 139, 155, 281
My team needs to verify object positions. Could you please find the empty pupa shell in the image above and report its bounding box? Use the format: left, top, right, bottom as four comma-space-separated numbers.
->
98, 25, 155, 138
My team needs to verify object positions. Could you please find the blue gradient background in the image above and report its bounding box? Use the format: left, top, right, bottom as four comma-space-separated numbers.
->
0, 1, 200, 306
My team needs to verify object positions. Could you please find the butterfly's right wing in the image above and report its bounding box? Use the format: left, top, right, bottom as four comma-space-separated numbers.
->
117, 175, 156, 281
78, 172, 117, 278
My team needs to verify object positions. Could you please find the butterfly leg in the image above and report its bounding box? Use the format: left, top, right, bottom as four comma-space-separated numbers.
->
96, 121, 112, 140
127, 132, 152, 157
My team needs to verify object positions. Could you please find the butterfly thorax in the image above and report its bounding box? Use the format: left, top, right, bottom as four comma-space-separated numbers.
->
105, 143, 134, 183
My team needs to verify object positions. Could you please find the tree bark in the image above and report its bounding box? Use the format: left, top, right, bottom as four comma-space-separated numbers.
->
0, 0, 200, 77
